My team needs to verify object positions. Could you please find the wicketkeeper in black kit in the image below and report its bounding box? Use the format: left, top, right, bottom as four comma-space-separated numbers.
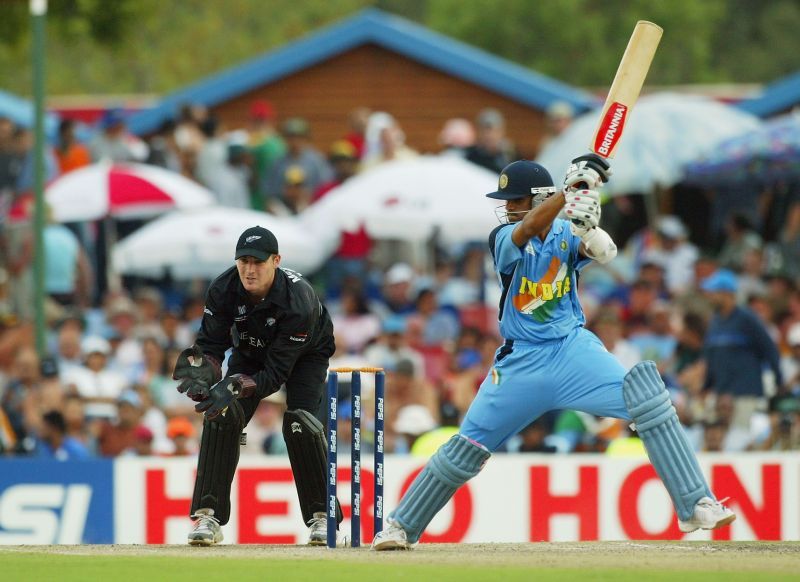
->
173, 226, 341, 545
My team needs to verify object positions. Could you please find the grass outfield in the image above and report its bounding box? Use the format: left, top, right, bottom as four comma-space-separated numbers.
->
1, 542, 798, 581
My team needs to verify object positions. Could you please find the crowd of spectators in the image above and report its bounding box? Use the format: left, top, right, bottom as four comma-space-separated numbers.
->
1, 99, 799, 461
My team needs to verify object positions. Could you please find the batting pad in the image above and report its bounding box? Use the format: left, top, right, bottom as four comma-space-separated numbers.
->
391, 434, 490, 543
623, 361, 711, 520
191, 415, 241, 525
283, 409, 342, 525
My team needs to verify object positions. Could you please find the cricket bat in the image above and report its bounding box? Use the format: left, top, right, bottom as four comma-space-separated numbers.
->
590, 20, 663, 159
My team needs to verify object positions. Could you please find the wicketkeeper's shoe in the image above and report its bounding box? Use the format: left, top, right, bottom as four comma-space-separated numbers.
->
188, 509, 223, 546
678, 497, 736, 533
307, 512, 328, 546
370, 519, 413, 551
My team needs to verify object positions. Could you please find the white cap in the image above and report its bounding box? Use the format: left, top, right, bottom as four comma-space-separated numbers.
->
385, 263, 415, 285
656, 215, 688, 239
81, 335, 111, 356
788, 323, 800, 347
393, 404, 437, 436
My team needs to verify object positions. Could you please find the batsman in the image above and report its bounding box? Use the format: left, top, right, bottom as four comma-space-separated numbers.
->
371, 156, 735, 550
173, 225, 341, 545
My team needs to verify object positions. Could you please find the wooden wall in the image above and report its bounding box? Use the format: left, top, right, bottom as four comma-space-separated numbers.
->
212, 45, 549, 159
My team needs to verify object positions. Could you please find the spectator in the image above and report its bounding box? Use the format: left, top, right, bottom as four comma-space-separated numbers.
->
14, 127, 59, 194
62, 335, 128, 421
62, 394, 91, 449
363, 319, 425, 380
515, 420, 558, 453
330, 286, 381, 354
272, 165, 313, 215
54, 119, 91, 175
166, 415, 197, 456
105, 295, 144, 382
718, 213, 763, 271
145, 119, 182, 172
378, 263, 417, 317
406, 287, 460, 347
343, 106, 370, 159
590, 310, 641, 370
89, 108, 148, 163
464, 108, 517, 173
0, 116, 19, 196
131, 424, 154, 456
754, 394, 800, 451
642, 216, 698, 295
34, 410, 89, 460
393, 403, 438, 455
782, 323, 800, 393
438, 118, 475, 157
264, 117, 331, 206
97, 390, 144, 457
247, 99, 286, 209
44, 211, 93, 308
628, 301, 677, 369
195, 115, 250, 209
361, 112, 417, 170
540, 101, 574, 149
702, 269, 782, 429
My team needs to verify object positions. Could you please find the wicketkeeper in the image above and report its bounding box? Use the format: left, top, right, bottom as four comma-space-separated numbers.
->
173, 225, 341, 545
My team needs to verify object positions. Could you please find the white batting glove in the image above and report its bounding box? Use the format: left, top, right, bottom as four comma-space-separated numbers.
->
565, 189, 601, 231
563, 153, 612, 192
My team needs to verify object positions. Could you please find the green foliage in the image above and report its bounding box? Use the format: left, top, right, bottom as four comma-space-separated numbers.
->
1, 0, 799, 96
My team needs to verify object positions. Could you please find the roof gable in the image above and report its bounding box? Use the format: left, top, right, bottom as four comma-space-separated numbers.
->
128, 8, 597, 135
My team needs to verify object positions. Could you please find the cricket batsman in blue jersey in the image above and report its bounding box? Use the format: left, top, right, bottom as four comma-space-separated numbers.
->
371, 155, 735, 550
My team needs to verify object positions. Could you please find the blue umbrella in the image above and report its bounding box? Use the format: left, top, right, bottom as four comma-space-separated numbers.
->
0, 88, 60, 139
684, 113, 800, 186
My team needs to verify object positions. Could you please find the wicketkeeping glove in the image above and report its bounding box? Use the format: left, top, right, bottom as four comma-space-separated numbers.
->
173, 346, 221, 402
195, 374, 256, 420
563, 153, 612, 192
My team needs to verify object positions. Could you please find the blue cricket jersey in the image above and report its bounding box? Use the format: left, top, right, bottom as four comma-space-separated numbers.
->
490, 218, 592, 342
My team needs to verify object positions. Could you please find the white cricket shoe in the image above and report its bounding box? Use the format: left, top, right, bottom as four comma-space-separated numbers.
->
188, 509, 223, 546
307, 512, 328, 546
678, 497, 736, 533
371, 520, 413, 551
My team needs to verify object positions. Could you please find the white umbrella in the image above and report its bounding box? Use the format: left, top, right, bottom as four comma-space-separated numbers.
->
46, 161, 215, 222
112, 206, 335, 279
299, 155, 500, 246
536, 93, 761, 195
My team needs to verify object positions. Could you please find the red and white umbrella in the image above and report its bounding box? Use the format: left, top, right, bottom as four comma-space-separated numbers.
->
45, 162, 215, 222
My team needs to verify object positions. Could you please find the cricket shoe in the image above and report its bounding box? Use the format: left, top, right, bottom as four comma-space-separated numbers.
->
678, 497, 736, 533
188, 509, 223, 546
371, 519, 413, 551
307, 512, 350, 547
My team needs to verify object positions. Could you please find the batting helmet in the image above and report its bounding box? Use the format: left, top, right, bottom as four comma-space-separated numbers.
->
485, 160, 556, 202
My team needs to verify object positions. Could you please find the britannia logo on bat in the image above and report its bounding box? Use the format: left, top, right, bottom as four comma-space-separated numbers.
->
594, 102, 628, 156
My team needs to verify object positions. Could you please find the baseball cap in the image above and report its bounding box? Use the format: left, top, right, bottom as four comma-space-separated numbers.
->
486, 160, 555, 200
250, 99, 276, 120
328, 139, 358, 162
167, 416, 196, 439
117, 390, 142, 408
282, 117, 310, 137
393, 404, 437, 436
656, 215, 688, 240
384, 262, 414, 285
82, 335, 111, 356
284, 165, 307, 186
701, 269, 739, 293
235, 226, 279, 261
